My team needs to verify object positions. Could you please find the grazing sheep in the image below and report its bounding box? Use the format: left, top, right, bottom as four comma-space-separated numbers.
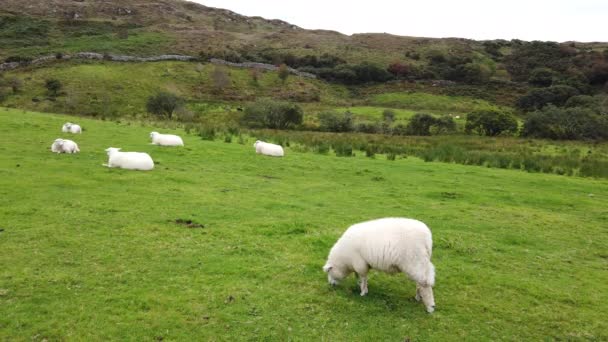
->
150, 131, 184, 146
50, 138, 80, 154
103, 147, 154, 171
323, 218, 436, 313
62, 122, 82, 134
253, 140, 284, 157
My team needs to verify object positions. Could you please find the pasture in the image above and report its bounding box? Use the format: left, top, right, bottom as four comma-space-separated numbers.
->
1, 108, 607, 340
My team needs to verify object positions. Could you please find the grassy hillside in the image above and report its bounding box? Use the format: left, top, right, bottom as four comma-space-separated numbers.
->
1, 108, 607, 340
1, 60, 349, 117
3, 60, 513, 124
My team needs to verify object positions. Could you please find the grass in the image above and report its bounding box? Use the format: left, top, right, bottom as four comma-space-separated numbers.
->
368, 92, 505, 113
0, 15, 173, 59
1, 108, 607, 340
1, 61, 348, 118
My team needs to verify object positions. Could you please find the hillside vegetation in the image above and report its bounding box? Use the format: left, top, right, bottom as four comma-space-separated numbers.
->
1, 108, 607, 340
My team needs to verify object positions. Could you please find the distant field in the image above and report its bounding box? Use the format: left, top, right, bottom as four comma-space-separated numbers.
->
368, 92, 504, 113
1, 108, 607, 340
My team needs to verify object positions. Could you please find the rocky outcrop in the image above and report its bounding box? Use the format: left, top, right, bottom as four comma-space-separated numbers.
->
0, 53, 197, 71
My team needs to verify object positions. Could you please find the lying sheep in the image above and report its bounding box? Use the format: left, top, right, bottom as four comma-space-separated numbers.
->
62, 122, 82, 134
51, 138, 80, 154
253, 140, 284, 157
103, 147, 154, 171
323, 217, 436, 313
150, 131, 184, 146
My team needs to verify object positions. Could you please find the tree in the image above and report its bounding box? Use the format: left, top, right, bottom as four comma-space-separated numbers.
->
241, 99, 303, 129
318, 111, 354, 132
516, 85, 579, 111
407, 113, 437, 136
9, 77, 23, 93
522, 105, 608, 140
465, 110, 518, 136
45, 79, 62, 97
211, 65, 230, 93
278, 63, 289, 83
146, 91, 182, 119
528, 67, 555, 87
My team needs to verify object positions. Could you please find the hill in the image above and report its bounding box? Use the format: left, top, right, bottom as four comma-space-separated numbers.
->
0, 108, 607, 340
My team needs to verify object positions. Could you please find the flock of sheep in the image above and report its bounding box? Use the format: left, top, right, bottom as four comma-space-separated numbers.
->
51, 122, 285, 170
51, 121, 436, 313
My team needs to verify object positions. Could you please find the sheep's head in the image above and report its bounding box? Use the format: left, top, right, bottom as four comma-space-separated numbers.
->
418, 285, 435, 313
64, 123, 72, 128
323, 263, 348, 286
53, 138, 64, 144
253, 140, 263, 148
105, 147, 121, 155
150, 132, 159, 138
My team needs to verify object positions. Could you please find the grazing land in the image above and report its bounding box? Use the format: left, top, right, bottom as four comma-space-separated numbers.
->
1, 108, 607, 340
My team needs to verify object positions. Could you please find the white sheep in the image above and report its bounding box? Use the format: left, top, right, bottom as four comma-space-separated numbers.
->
253, 140, 284, 157
62, 122, 82, 134
323, 217, 436, 313
50, 138, 80, 154
103, 147, 154, 171
150, 131, 184, 146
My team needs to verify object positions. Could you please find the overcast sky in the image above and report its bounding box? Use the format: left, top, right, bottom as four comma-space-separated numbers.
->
195, 0, 607, 42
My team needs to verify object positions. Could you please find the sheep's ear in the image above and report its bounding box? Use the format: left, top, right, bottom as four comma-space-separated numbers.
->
323, 264, 333, 273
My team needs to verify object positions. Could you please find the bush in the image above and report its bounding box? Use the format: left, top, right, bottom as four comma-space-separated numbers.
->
355, 122, 379, 134
522, 105, 608, 140
146, 91, 182, 119
318, 111, 354, 132
333, 143, 353, 157
528, 67, 555, 87
432, 115, 457, 134
382, 109, 396, 123
516, 85, 579, 111
465, 110, 518, 136
407, 113, 436, 136
241, 99, 303, 129
198, 126, 216, 140
45, 79, 62, 97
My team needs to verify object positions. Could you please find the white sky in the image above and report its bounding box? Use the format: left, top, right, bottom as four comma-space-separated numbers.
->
195, 0, 607, 42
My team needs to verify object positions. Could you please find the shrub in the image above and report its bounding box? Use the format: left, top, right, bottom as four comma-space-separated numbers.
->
333, 143, 353, 157
407, 113, 436, 136
522, 105, 608, 140
241, 99, 303, 129
318, 111, 354, 132
382, 109, 396, 123
278, 63, 289, 83
146, 91, 182, 119
432, 115, 457, 134
516, 85, 579, 111
528, 67, 555, 87
45, 79, 62, 97
198, 126, 216, 140
465, 110, 518, 136
211, 65, 231, 93
355, 122, 379, 134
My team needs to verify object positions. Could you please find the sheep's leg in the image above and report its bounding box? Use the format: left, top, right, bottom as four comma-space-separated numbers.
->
415, 284, 421, 302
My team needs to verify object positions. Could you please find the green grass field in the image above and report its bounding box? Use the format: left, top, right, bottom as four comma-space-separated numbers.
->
368, 92, 505, 113
1, 108, 607, 340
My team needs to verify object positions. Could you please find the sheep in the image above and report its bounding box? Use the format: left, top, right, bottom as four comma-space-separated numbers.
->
50, 138, 80, 154
253, 140, 284, 157
323, 217, 436, 313
103, 147, 154, 171
62, 122, 82, 134
150, 131, 184, 146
